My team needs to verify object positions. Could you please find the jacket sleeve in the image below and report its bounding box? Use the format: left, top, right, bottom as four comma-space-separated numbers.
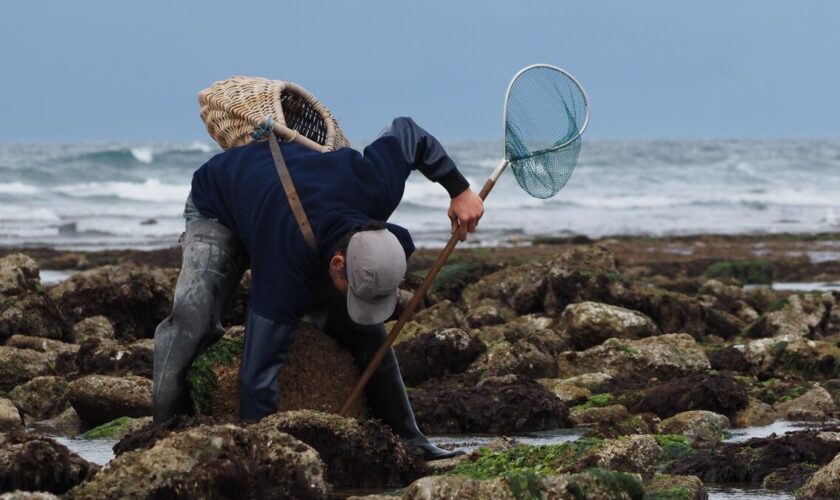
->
369, 117, 470, 198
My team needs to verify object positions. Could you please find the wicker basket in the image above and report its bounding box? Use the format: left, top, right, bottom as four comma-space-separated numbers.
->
198, 76, 350, 152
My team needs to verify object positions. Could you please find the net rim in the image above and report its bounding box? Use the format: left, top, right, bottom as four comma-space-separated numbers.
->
502, 63, 590, 160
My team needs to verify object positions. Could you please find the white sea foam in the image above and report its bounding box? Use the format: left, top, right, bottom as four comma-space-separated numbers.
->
52, 179, 189, 202
0, 182, 40, 194
187, 141, 214, 153
0, 205, 61, 222
130, 147, 154, 164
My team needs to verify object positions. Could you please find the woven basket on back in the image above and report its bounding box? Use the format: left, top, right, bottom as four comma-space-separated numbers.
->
198, 76, 350, 152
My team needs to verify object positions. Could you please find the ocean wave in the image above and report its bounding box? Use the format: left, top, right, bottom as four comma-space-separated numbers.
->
558, 189, 840, 210
0, 182, 40, 194
130, 147, 154, 164
0, 205, 61, 222
52, 179, 189, 202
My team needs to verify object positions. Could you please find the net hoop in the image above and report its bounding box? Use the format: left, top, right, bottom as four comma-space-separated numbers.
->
502, 63, 590, 159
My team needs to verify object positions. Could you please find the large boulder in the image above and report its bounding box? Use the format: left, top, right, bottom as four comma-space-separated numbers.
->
741, 338, 840, 380
732, 397, 778, 428
579, 434, 662, 481
409, 377, 568, 434
70, 315, 115, 342
461, 245, 618, 315
8, 377, 68, 421
393, 469, 644, 500
467, 337, 557, 379
0, 433, 97, 495
774, 385, 836, 421
253, 411, 424, 489
393, 300, 467, 343
0, 399, 22, 431
66, 374, 152, 426
48, 265, 176, 341
547, 264, 706, 338
0, 254, 71, 343
556, 301, 660, 350
556, 333, 710, 381
799, 451, 840, 499
188, 322, 368, 421
75, 337, 153, 378
0, 254, 40, 295
667, 427, 840, 484
4, 336, 78, 373
658, 411, 731, 447
626, 373, 749, 420
0, 293, 69, 343
567, 404, 656, 439
65, 424, 328, 499
0, 347, 52, 392
744, 292, 834, 340
394, 328, 485, 386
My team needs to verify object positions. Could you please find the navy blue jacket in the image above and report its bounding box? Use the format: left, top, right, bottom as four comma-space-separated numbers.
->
191, 117, 468, 327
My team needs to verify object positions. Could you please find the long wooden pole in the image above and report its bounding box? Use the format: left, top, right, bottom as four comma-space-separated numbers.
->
339, 175, 500, 416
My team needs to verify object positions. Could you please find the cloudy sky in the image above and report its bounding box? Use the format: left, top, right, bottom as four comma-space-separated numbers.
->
2, 1, 838, 141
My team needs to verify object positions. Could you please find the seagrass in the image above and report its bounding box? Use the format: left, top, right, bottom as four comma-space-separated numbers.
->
198, 76, 350, 152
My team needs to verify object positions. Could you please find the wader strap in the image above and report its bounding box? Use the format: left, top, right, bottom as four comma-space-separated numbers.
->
268, 131, 318, 251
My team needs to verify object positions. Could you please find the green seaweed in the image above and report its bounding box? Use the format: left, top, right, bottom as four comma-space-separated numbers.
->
580, 468, 645, 500
448, 439, 604, 480
571, 393, 614, 412
431, 262, 488, 300
186, 336, 244, 415
704, 259, 774, 285
653, 435, 694, 466
81, 416, 136, 439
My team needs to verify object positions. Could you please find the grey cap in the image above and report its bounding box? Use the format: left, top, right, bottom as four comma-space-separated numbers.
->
346, 229, 407, 325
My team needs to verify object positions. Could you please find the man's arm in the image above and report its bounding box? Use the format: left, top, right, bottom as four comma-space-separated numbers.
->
377, 117, 484, 241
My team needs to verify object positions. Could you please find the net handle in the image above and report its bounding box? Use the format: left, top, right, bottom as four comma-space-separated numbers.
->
502, 63, 591, 157
339, 171, 502, 416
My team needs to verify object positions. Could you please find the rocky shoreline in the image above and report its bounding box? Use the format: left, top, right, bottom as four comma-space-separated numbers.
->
1, 232, 840, 498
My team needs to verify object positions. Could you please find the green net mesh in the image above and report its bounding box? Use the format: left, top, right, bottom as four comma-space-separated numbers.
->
505, 66, 588, 199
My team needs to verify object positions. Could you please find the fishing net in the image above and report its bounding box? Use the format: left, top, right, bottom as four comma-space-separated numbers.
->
505, 65, 588, 199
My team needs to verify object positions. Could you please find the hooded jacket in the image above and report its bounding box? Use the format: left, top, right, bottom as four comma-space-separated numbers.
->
190, 117, 469, 327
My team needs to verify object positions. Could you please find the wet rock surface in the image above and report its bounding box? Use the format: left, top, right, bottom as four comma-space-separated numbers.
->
557, 301, 660, 350
0, 432, 97, 495
394, 328, 485, 386
625, 373, 750, 419
667, 427, 840, 484
0, 399, 23, 431
410, 377, 568, 434
0, 347, 52, 392
48, 265, 176, 341
7, 376, 68, 421
66, 374, 152, 426
253, 411, 424, 489
66, 424, 328, 499
556, 333, 711, 381
74, 337, 153, 378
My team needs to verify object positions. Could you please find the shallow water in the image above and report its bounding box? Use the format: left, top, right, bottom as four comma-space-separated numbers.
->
707, 486, 793, 499
40, 269, 77, 285
746, 282, 840, 293
428, 428, 586, 453
724, 420, 837, 443
51, 435, 116, 466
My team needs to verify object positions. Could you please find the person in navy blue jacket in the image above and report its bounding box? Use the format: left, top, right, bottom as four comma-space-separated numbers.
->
153, 113, 484, 460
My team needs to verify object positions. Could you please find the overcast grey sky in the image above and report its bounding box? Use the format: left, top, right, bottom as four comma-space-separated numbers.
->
2, 1, 839, 142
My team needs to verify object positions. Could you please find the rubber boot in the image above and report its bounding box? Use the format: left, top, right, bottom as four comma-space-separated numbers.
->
153, 219, 246, 423
320, 286, 463, 461
239, 310, 295, 422
364, 347, 465, 461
